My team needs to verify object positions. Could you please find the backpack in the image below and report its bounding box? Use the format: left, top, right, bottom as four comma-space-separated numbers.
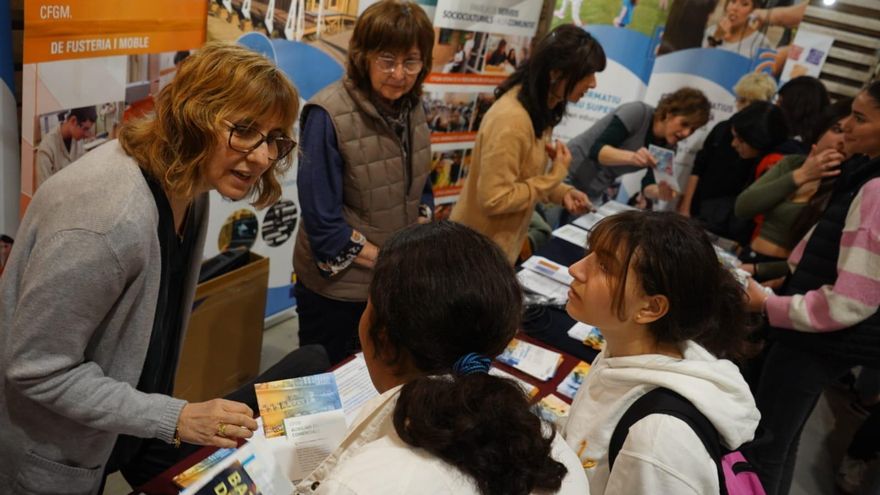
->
609, 387, 765, 495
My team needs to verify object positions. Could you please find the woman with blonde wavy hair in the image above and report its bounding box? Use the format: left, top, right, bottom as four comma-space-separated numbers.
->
0, 42, 328, 493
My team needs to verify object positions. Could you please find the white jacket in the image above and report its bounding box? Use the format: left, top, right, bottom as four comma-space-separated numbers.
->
297, 384, 590, 495
562, 341, 760, 495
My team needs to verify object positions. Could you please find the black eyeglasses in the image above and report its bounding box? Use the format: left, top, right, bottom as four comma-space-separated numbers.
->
226, 122, 297, 162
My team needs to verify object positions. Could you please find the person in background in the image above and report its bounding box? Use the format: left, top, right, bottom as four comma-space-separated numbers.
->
486, 38, 509, 67
703, 0, 770, 59
298, 221, 589, 494
36, 105, 97, 188
567, 87, 710, 205
745, 80, 880, 495
450, 24, 601, 263
734, 99, 851, 282
678, 73, 777, 233
563, 211, 759, 494
0, 234, 12, 276
0, 42, 328, 494
696, 101, 791, 246
295, 0, 435, 365
775, 76, 830, 154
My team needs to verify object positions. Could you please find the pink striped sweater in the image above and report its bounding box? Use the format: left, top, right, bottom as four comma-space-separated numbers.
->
766, 178, 880, 332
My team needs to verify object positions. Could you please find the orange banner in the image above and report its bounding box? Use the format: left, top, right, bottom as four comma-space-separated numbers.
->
24, 0, 206, 63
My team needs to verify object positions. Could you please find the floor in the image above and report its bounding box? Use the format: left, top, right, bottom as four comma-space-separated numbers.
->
104, 315, 875, 494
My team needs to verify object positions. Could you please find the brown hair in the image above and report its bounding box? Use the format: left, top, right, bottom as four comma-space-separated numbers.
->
119, 42, 300, 208
654, 87, 711, 129
347, 0, 434, 103
588, 211, 753, 361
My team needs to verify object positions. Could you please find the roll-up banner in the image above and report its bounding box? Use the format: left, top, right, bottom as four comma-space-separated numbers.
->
1, 0, 18, 247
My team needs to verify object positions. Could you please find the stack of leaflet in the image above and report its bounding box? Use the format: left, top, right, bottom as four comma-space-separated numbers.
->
517, 255, 573, 305
556, 361, 591, 399
551, 223, 589, 248
180, 439, 293, 495
489, 366, 539, 398
534, 394, 570, 426
567, 322, 606, 351
173, 448, 237, 489
496, 337, 564, 382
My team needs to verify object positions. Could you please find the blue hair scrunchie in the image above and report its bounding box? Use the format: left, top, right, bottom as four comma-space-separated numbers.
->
452, 352, 491, 376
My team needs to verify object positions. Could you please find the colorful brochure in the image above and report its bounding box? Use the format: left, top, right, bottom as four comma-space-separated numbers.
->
534, 394, 571, 426
567, 322, 606, 351
172, 448, 236, 489
556, 361, 592, 400
496, 338, 563, 381
649, 144, 679, 192
180, 439, 293, 495
254, 373, 348, 481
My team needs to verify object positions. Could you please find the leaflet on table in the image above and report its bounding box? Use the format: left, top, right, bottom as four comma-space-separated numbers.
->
180, 438, 293, 495
567, 322, 606, 351
254, 373, 347, 481
173, 448, 236, 489
517, 269, 569, 304
552, 224, 589, 248
595, 200, 637, 217
533, 394, 570, 426
649, 144, 679, 192
572, 211, 606, 231
489, 365, 539, 398
497, 338, 563, 381
521, 256, 574, 286
556, 361, 591, 400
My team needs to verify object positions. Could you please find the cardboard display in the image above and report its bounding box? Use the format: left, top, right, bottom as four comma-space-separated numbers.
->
173, 252, 269, 403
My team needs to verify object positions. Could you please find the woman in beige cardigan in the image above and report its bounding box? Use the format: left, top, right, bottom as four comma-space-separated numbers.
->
451, 25, 605, 262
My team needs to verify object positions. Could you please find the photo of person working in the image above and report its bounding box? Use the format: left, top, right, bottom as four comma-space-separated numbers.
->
35, 106, 97, 188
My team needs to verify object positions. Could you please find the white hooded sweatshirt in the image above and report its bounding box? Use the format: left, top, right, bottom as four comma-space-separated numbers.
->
562, 341, 760, 495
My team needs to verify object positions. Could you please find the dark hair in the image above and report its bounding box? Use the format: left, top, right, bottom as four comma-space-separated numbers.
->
789, 97, 855, 242
777, 76, 830, 145
0, 234, 12, 244
730, 101, 789, 152
368, 221, 567, 494
496, 24, 606, 137
588, 211, 752, 361
173, 50, 190, 65
64, 106, 97, 124
655, 87, 711, 128
347, 0, 434, 103
866, 79, 880, 107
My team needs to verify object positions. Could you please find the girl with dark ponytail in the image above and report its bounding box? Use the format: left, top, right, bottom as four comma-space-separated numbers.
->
562, 211, 760, 494
297, 221, 588, 494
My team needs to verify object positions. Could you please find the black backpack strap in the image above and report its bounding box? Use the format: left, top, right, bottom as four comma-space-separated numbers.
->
609, 388, 727, 493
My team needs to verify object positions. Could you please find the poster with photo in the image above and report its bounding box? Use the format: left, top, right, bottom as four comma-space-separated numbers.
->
551, 0, 670, 144
20, 1, 206, 210
633, 0, 810, 206
424, 0, 542, 205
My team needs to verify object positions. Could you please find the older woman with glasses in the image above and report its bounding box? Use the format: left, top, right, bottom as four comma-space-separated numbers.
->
0, 42, 329, 494
295, 0, 435, 365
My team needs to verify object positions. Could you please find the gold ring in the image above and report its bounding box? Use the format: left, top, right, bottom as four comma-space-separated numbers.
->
217, 423, 227, 437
